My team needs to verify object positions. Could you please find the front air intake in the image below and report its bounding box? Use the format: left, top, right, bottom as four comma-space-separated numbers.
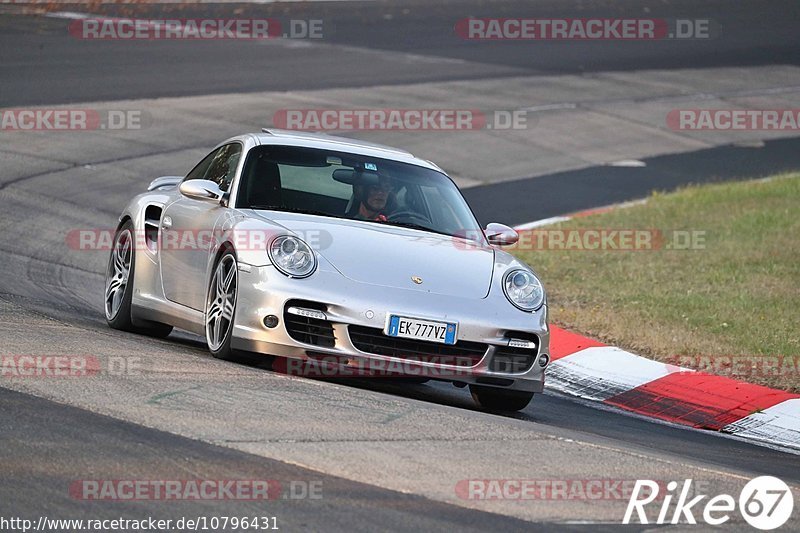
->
348, 325, 488, 366
283, 300, 336, 348
490, 332, 540, 373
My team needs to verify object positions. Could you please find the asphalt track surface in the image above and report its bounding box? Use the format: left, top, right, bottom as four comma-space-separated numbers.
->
0, 0, 798, 106
0, 387, 544, 532
1, 0, 800, 530
465, 136, 800, 226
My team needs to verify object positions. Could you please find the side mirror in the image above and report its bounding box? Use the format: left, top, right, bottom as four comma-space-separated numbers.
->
485, 223, 519, 246
179, 179, 224, 203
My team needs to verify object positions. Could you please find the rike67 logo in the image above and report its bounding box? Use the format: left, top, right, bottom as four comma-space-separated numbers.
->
624, 476, 794, 530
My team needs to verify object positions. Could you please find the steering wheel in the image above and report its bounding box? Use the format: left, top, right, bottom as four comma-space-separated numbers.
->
387, 210, 432, 226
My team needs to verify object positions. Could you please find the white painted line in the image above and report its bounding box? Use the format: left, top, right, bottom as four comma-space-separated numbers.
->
514, 216, 571, 231
722, 398, 800, 451
607, 159, 647, 167
279, 40, 468, 65
45, 12, 90, 20
547, 346, 690, 402
514, 199, 649, 230
611, 199, 648, 209
518, 103, 578, 112
732, 140, 766, 148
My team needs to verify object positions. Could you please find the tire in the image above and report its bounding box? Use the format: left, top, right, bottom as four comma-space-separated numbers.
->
105, 220, 173, 338
470, 385, 534, 412
205, 250, 240, 361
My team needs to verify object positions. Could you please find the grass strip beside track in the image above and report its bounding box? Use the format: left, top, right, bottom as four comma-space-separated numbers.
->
513, 173, 800, 392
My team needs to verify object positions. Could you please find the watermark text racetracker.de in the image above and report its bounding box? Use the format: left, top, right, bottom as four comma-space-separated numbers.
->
273, 354, 480, 379
455, 228, 707, 251
68, 18, 323, 40
272, 108, 529, 131
664, 354, 800, 381
0, 109, 148, 131
0, 355, 142, 378
66, 228, 334, 252
457, 479, 670, 501
667, 109, 800, 131
69, 479, 322, 501
455, 18, 716, 40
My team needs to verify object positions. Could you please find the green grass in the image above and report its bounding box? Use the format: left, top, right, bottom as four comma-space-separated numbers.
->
512, 174, 800, 391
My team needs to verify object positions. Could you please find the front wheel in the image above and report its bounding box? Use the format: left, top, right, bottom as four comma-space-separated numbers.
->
470, 385, 534, 412
105, 220, 172, 338
205, 251, 240, 361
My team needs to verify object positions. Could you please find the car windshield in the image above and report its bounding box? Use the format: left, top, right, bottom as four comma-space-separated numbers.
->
236, 145, 484, 240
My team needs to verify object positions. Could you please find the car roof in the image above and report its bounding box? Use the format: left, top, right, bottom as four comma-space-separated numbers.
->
229, 129, 443, 172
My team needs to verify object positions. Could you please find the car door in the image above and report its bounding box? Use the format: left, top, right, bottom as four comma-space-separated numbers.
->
160, 143, 242, 311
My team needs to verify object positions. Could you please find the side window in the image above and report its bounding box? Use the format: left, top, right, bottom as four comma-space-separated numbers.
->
203, 143, 242, 192
184, 148, 221, 182
183, 143, 242, 192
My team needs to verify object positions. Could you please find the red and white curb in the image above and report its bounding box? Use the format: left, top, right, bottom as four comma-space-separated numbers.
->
516, 206, 800, 452
547, 327, 800, 451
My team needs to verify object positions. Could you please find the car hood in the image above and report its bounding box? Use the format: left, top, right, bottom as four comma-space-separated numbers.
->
251, 211, 494, 299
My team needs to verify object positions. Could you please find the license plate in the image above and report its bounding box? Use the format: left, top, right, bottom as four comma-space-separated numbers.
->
386, 315, 458, 345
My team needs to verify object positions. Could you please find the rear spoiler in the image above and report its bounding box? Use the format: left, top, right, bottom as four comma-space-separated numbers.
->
147, 176, 182, 191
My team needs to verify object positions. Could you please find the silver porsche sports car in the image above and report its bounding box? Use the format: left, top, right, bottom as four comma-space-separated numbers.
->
105, 129, 549, 411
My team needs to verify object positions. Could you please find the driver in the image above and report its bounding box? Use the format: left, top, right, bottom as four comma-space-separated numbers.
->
352, 175, 395, 221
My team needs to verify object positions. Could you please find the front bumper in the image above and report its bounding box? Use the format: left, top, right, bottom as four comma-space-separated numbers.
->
231, 264, 549, 393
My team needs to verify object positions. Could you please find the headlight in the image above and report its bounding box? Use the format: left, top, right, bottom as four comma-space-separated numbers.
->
503, 269, 545, 311
268, 235, 317, 278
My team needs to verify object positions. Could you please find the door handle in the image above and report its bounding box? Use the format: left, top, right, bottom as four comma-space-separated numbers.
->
162, 216, 173, 230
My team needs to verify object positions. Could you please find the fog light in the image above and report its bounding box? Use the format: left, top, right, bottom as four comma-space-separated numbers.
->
538, 353, 550, 368
263, 315, 279, 328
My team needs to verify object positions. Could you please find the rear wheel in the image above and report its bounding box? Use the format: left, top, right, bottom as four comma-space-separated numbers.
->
105, 220, 172, 338
470, 385, 534, 412
206, 251, 240, 361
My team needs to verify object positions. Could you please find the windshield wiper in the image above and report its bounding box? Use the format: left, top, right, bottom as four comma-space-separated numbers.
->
248, 205, 340, 218
373, 219, 452, 238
